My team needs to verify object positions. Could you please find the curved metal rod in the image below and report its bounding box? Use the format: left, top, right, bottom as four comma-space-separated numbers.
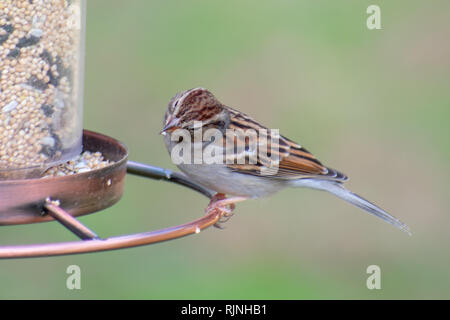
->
0, 161, 218, 259
0, 208, 221, 259
127, 161, 215, 198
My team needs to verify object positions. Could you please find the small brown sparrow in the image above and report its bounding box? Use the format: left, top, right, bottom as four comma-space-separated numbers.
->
161, 87, 410, 234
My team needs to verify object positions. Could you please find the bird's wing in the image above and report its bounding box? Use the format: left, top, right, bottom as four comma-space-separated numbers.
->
223, 107, 348, 181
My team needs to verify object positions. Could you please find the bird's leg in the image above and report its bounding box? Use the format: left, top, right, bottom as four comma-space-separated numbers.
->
205, 193, 247, 228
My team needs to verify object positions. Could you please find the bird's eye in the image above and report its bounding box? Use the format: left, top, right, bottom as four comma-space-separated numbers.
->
174, 100, 179, 107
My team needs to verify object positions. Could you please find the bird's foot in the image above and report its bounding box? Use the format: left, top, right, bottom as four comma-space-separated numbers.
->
205, 193, 247, 229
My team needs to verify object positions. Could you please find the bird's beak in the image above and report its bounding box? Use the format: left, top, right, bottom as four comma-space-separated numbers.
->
160, 116, 180, 135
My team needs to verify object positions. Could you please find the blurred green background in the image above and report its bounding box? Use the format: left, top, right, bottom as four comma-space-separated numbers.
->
1, 0, 449, 299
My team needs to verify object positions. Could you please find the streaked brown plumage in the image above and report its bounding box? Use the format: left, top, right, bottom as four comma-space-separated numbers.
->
225, 106, 347, 181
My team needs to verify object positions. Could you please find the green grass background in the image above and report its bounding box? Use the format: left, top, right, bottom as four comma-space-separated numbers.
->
1, 0, 449, 299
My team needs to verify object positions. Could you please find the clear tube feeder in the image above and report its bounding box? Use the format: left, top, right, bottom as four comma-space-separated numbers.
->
0, 0, 86, 179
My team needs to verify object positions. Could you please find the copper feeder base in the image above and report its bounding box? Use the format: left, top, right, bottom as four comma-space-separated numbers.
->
0, 130, 128, 225
0, 130, 221, 259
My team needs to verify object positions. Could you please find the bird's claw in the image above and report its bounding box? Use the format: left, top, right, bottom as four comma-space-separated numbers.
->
205, 193, 247, 229
210, 202, 235, 229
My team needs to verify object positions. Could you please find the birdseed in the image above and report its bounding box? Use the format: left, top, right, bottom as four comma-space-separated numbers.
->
42, 151, 113, 178
0, 0, 84, 179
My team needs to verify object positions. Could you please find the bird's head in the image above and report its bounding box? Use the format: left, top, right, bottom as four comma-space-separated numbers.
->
162, 88, 228, 134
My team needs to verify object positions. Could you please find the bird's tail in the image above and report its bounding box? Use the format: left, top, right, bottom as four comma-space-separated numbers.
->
293, 179, 411, 235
